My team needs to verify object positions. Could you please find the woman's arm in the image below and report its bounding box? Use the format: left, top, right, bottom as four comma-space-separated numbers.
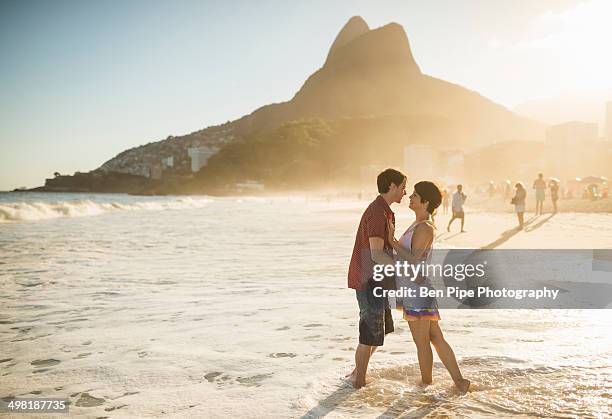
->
388, 220, 433, 264
408, 223, 434, 261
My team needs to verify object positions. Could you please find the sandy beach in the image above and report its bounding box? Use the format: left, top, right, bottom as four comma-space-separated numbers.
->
434, 209, 612, 249
1, 193, 611, 418
3, 1, 612, 417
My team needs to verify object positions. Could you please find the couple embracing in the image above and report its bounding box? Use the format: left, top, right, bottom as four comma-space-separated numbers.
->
346, 168, 470, 393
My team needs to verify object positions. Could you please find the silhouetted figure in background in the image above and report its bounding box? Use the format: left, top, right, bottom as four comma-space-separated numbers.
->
512, 182, 527, 229
549, 180, 559, 213
442, 188, 449, 215
504, 180, 511, 200
533, 173, 546, 215
447, 184, 466, 233
488, 181, 496, 199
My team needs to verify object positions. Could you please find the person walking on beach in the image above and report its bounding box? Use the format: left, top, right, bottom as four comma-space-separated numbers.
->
504, 180, 512, 200
346, 168, 406, 389
447, 184, 466, 233
441, 188, 449, 215
487, 181, 496, 198
512, 182, 527, 229
388, 181, 470, 393
550, 179, 559, 213
533, 173, 546, 215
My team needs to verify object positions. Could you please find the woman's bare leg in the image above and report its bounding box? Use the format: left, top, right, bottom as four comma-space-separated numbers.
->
408, 320, 433, 384
429, 321, 470, 392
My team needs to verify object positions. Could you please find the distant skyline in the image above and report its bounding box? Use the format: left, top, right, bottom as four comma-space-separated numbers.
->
1, 0, 611, 190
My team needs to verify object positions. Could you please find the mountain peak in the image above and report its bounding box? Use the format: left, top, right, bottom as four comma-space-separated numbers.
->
323, 20, 421, 76
325, 16, 370, 64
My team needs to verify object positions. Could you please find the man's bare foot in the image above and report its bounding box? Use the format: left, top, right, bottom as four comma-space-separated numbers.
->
351, 375, 365, 389
345, 369, 365, 388
455, 378, 470, 394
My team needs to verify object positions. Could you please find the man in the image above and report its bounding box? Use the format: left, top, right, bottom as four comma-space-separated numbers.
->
533, 173, 546, 215
447, 184, 467, 233
346, 168, 407, 389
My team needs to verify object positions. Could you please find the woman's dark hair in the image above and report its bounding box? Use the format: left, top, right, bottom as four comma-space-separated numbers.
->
414, 181, 442, 214
377, 168, 406, 193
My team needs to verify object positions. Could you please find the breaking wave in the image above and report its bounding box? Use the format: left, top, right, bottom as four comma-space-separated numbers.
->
0, 197, 213, 222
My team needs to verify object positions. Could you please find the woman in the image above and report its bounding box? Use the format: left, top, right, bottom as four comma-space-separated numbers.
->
512, 182, 527, 229
388, 181, 470, 393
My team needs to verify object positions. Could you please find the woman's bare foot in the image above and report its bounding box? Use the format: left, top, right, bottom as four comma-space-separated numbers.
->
344, 368, 355, 378
455, 378, 470, 394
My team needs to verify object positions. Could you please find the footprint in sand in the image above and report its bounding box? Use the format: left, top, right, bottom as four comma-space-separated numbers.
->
275, 326, 290, 331
204, 372, 223, 382
268, 353, 297, 358
205, 372, 273, 387
75, 392, 105, 407
31, 359, 61, 368
108, 391, 139, 400
236, 373, 273, 387
304, 323, 323, 328
104, 404, 128, 412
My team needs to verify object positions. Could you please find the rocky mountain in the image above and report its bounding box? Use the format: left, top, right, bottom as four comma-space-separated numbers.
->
43, 16, 544, 193
230, 16, 541, 142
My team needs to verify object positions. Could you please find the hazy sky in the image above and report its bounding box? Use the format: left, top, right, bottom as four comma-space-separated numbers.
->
1, 0, 610, 190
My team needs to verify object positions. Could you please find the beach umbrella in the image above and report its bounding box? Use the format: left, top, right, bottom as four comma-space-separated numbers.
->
580, 176, 607, 184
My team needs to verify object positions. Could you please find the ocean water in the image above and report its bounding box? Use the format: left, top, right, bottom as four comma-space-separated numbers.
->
1, 192, 611, 418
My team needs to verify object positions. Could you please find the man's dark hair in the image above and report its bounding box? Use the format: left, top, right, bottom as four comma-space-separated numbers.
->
377, 168, 406, 193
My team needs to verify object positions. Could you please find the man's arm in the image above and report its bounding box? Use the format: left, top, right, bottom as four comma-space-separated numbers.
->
369, 237, 395, 265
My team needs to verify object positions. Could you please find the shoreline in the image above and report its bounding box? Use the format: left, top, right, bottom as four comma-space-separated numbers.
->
3, 189, 612, 212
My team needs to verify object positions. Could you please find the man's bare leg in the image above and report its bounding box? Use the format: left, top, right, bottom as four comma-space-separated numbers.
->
346, 346, 377, 378
350, 344, 374, 388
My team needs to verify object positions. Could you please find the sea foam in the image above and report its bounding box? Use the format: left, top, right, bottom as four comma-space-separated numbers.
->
0, 197, 212, 222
